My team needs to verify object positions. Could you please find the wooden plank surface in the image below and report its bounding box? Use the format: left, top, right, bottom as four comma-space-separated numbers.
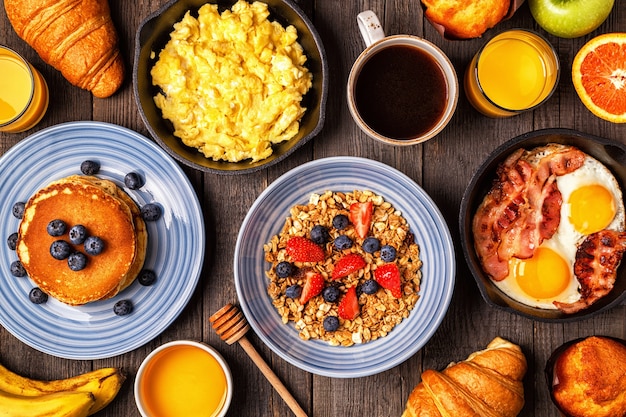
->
1, 1, 625, 416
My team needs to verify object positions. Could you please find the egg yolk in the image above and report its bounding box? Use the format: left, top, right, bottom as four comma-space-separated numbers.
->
510, 247, 570, 299
568, 184, 615, 235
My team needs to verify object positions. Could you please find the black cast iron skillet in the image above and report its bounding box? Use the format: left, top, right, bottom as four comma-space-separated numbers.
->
133, 0, 328, 174
460, 128, 626, 322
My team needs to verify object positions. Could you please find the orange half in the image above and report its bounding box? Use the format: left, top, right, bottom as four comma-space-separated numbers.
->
572, 33, 626, 123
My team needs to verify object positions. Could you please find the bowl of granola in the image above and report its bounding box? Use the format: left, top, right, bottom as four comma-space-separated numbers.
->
234, 156, 455, 377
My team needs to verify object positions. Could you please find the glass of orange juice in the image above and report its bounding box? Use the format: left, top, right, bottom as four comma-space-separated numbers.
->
464, 29, 559, 118
0, 45, 49, 133
135, 340, 232, 417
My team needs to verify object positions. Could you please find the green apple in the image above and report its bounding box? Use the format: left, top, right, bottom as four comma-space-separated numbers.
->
528, 0, 615, 38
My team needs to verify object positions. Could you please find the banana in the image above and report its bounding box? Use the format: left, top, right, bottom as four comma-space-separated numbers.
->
0, 364, 125, 415
0, 389, 95, 417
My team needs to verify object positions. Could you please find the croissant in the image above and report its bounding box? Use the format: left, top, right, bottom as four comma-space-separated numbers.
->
402, 337, 527, 417
4, 0, 124, 98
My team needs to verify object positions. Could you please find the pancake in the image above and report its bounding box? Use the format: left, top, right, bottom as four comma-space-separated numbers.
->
74, 176, 148, 299
17, 175, 146, 305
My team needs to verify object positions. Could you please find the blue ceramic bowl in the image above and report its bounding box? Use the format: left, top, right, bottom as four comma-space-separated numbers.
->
234, 157, 455, 377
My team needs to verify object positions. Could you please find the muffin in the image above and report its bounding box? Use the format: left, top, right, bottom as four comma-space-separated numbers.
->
420, 0, 511, 39
549, 336, 626, 417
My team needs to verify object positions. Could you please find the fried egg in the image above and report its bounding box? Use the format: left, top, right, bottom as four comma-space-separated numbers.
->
494, 150, 625, 309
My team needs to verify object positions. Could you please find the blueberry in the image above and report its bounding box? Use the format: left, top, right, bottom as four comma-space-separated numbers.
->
323, 316, 339, 332
285, 284, 302, 299
310, 225, 330, 245
12, 202, 25, 219
138, 269, 157, 286
7, 233, 18, 251
10, 260, 26, 277
28, 287, 48, 304
69, 225, 88, 245
322, 285, 340, 303
334, 235, 353, 250
80, 160, 100, 175
113, 299, 133, 316
68, 252, 87, 271
380, 245, 397, 262
124, 172, 144, 190
141, 203, 161, 221
361, 279, 379, 295
332, 214, 349, 230
50, 240, 71, 260
362, 237, 380, 253
276, 261, 293, 278
47, 219, 67, 237
84, 236, 104, 255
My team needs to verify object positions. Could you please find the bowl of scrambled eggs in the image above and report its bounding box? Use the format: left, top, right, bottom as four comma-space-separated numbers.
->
133, 0, 328, 174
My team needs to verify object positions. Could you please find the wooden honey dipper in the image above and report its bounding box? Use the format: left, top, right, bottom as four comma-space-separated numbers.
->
209, 303, 308, 417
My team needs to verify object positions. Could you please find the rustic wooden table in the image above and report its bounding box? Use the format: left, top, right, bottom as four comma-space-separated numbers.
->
1, 1, 625, 416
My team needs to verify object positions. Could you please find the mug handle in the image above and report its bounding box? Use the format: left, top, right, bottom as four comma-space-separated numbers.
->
357, 11, 385, 47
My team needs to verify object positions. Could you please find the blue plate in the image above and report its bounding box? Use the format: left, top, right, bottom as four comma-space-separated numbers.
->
0, 122, 204, 359
234, 157, 454, 378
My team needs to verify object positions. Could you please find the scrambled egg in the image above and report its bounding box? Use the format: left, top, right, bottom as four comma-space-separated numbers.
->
151, 0, 312, 163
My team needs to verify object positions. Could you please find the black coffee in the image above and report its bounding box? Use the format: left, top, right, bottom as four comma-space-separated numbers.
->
354, 44, 448, 140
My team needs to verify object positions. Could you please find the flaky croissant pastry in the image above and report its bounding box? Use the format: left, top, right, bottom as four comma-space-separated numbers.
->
4, 0, 124, 98
402, 337, 527, 417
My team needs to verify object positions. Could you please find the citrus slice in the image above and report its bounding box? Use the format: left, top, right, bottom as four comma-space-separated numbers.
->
572, 33, 626, 123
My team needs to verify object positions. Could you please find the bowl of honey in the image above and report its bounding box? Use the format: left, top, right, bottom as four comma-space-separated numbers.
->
134, 340, 232, 417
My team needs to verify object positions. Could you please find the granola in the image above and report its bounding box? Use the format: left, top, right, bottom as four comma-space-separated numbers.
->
264, 190, 422, 346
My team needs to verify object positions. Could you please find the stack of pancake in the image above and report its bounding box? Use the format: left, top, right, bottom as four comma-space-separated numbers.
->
17, 175, 147, 305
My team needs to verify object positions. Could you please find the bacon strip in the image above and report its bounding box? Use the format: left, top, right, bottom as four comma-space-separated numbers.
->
554, 230, 626, 314
472, 145, 586, 281
472, 149, 528, 280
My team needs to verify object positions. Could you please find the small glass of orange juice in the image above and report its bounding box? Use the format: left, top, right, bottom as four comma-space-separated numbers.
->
0, 45, 49, 133
135, 341, 232, 417
464, 29, 559, 118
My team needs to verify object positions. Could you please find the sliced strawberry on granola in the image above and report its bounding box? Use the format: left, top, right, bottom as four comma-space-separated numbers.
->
331, 253, 366, 280
338, 286, 360, 320
374, 263, 403, 298
349, 201, 373, 239
299, 268, 325, 304
286, 236, 325, 262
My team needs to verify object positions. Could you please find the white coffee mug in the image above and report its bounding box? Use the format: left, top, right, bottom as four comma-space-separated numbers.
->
347, 11, 458, 145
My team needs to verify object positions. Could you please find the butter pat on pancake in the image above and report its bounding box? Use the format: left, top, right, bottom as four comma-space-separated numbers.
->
17, 175, 146, 305
151, 0, 312, 163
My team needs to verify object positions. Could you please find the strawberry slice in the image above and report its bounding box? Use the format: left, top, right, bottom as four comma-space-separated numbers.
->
331, 253, 366, 280
299, 268, 325, 304
349, 202, 373, 239
338, 286, 360, 320
286, 236, 325, 262
374, 263, 402, 298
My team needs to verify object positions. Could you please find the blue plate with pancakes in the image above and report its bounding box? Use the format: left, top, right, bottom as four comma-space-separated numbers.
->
0, 121, 204, 359
234, 157, 455, 378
